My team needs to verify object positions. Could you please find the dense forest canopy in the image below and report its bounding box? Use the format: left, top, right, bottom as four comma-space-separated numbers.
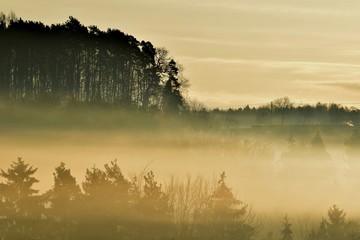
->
0, 12, 188, 112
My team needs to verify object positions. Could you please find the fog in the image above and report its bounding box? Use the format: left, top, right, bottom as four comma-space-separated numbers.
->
1, 125, 358, 216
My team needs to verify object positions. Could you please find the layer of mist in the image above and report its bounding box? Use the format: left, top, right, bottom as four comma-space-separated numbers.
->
2, 123, 359, 214
1, 103, 360, 239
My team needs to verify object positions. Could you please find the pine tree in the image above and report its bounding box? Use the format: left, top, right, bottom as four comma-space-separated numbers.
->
317, 218, 328, 240
104, 159, 131, 217
205, 172, 253, 240
162, 59, 184, 113
308, 131, 331, 161
280, 215, 293, 240
326, 205, 346, 240
0, 158, 43, 239
49, 162, 81, 214
46, 162, 82, 239
0, 157, 41, 218
140, 171, 170, 221
132, 171, 172, 240
211, 172, 246, 223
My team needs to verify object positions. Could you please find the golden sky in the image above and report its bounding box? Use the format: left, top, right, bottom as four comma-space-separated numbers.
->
2, 0, 360, 108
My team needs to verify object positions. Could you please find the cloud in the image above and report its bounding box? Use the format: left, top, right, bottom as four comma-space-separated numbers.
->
187, 89, 273, 108
164, 36, 243, 46
322, 82, 360, 92
193, 2, 360, 17
337, 50, 360, 56
180, 56, 360, 71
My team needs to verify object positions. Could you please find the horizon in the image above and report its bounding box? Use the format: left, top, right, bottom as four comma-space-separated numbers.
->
2, 0, 360, 108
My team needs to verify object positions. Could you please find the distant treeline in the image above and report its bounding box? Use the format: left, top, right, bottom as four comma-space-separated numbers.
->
1, 96, 360, 130
1, 158, 360, 240
189, 97, 360, 127
0, 12, 187, 112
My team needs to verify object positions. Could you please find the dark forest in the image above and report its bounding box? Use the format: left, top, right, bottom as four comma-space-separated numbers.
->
0, 12, 187, 113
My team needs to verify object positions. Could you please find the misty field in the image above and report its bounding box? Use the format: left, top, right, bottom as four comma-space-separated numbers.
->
1, 104, 360, 240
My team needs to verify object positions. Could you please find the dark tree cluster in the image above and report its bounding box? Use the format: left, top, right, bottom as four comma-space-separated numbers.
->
278, 207, 360, 240
305, 205, 360, 240
0, 158, 254, 240
0, 12, 187, 112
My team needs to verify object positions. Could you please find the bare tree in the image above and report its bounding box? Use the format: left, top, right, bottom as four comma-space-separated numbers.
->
272, 97, 294, 126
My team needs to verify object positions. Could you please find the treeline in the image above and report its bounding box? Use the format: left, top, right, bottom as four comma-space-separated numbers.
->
190, 97, 360, 127
279, 206, 360, 240
0, 12, 187, 112
1, 158, 360, 240
0, 158, 255, 240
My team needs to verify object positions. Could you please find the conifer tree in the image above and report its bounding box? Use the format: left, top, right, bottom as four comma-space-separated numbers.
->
280, 215, 293, 240
46, 162, 82, 239
211, 172, 246, 223
0, 157, 41, 218
0, 158, 43, 239
162, 59, 184, 113
326, 205, 346, 240
140, 171, 170, 221
203, 172, 254, 240
49, 162, 81, 214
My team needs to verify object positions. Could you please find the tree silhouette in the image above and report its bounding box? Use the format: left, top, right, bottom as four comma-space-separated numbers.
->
256, 105, 272, 125
128, 171, 173, 240
298, 104, 314, 125
45, 162, 82, 239
0, 158, 41, 217
280, 215, 293, 240
82, 160, 131, 217
140, 171, 170, 221
197, 172, 254, 240
48, 162, 81, 214
82, 166, 109, 200
317, 218, 328, 240
80, 166, 115, 240
80, 160, 132, 240
211, 172, 246, 223
308, 205, 351, 240
162, 59, 185, 113
104, 159, 131, 218
308, 131, 331, 161
0, 14, 188, 111
0, 12, 6, 29
4, 158, 360, 240
272, 97, 294, 126
326, 205, 346, 240
328, 103, 344, 124
0, 158, 43, 239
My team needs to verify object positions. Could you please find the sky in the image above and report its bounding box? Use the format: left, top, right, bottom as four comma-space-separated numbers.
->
2, 0, 360, 108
